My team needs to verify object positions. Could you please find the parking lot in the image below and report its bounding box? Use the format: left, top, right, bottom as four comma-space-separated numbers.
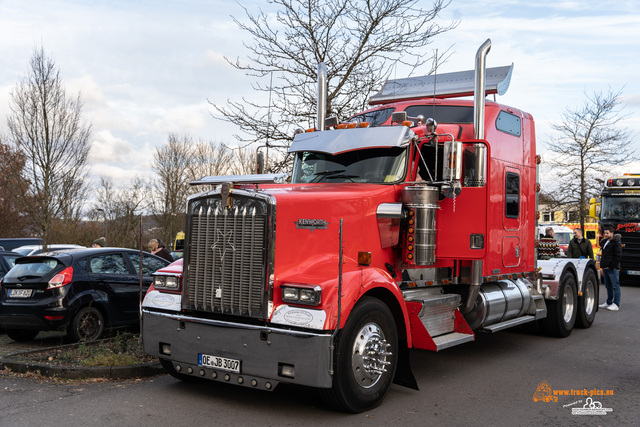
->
1, 284, 639, 426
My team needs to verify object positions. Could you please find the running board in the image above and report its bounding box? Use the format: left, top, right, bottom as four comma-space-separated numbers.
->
480, 315, 536, 333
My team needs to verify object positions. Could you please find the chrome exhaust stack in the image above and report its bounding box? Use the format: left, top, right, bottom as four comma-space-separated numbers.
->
317, 63, 327, 131
474, 39, 491, 140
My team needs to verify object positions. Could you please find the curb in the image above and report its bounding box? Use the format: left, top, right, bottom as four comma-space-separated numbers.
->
0, 341, 165, 380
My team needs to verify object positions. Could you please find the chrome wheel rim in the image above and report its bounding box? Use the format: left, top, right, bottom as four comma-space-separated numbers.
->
351, 322, 392, 388
583, 279, 596, 316
563, 284, 575, 324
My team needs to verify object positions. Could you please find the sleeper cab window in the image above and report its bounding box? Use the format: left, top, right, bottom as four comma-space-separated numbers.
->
505, 172, 520, 218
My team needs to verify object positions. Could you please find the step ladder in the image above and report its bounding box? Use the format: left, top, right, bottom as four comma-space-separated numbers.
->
404, 290, 475, 351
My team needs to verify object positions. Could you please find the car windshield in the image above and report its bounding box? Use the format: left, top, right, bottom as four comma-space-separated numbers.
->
292, 147, 407, 184
601, 196, 640, 221
12, 248, 33, 256
4, 258, 62, 280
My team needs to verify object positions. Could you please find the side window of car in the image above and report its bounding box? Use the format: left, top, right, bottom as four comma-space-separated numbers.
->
90, 254, 129, 274
127, 253, 167, 275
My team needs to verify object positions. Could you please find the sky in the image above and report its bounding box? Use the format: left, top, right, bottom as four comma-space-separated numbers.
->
0, 0, 639, 193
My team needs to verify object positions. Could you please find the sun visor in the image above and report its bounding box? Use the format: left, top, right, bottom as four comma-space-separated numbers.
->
369, 64, 513, 105
289, 126, 416, 155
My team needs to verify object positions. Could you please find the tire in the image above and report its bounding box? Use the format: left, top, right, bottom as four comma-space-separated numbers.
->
321, 297, 398, 413
68, 306, 105, 342
541, 273, 578, 337
159, 358, 204, 383
6, 329, 39, 342
576, 269, 597, 329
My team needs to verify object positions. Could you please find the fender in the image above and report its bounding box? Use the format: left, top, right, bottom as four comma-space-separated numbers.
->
538, 258, 579, 300
66, 290, 111, 324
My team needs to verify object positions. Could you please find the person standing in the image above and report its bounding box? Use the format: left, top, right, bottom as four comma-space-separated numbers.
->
565, 228, 594, 259
599, 226, 622, 311
92, 237, 107, 248
148, 238, 174, 263
538, 227, 560, 259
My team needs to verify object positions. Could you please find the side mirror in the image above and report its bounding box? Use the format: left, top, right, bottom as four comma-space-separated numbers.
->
391, 111, 407, 123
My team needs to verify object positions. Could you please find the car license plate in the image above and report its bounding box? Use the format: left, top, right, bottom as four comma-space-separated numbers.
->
9, 289, 33, 298
628, 270, 640, 276
198, 353, 240, 373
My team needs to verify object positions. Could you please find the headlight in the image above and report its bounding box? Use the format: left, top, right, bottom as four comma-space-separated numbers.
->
281, 284, 321, 306
154, 275, 181, 291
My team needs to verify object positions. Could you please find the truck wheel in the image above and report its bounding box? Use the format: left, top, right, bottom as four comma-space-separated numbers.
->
68, 306, 105, 342
542, 273, 578, 337
321, 297, 398, 413
576, 269, 597, 329
6, 329, 39, 342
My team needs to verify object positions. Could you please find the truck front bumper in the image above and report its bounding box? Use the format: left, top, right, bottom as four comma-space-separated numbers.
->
142, 309, 333, 390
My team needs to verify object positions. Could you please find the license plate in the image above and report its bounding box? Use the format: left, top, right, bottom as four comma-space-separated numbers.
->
198, 353, 241, 373
628, 270, 640, 276
9, 289, 32, 298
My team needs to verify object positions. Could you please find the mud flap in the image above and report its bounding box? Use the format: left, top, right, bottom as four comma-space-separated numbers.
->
392, 343, 419, 390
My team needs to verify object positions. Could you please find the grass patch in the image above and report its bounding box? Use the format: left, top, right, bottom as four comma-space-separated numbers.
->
17, 333, 156, 367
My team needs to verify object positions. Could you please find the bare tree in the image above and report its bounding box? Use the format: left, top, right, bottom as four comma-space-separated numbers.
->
151, 133, 195, 246
5, 46, 91, 250
543, 89, 635, 232
211, 0, 456, 171
231, 146, 258, 175
188, 139, 234, 180
0, 139, 32, 237
95, 176, 150, 249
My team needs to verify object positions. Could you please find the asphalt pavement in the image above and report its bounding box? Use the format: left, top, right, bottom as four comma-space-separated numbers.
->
1, 283, 639, 426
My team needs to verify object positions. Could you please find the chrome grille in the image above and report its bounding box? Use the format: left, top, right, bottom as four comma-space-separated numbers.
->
185, 194, 269, 318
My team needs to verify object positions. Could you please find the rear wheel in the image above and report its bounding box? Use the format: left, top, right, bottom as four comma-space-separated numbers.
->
576, 269, 597, 328
6, 329, 39, 342
542, 273, 578, 337
68, 306, 105, 342
321, 297, 398, 413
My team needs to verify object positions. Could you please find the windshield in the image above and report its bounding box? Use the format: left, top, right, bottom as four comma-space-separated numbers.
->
601, 196, 640, 221
4, 258, 62, 280
349, 108, 394, 126
555, 232, 572, 245
12, 247, 34, 256
292, 147, 407, 184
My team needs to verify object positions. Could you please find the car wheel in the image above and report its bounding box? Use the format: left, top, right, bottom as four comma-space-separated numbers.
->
541, 273, 578, 338
68, 306, 105, 342
6, 329, 39, 342
576, 269, 597, 329
321, 297, 398, 413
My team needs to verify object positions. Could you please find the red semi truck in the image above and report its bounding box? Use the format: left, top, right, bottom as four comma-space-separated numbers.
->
141, 39, 599, 412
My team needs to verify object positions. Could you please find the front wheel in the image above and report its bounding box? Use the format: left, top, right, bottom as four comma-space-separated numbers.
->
542, 273, 578, 337
68, 306, 105, 342
6, 329, 39, 342
321, 297, 398, 413
576, 269, 597, 328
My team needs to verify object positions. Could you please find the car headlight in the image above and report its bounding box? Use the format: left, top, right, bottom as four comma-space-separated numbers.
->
281, 284, 321, 306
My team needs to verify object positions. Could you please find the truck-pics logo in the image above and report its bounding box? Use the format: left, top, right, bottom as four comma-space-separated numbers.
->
532, 381, 558, 402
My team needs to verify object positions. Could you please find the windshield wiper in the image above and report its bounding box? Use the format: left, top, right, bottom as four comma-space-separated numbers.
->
325, 174, 358, 183
17, 275, 41, 281
312, 169, 346, 183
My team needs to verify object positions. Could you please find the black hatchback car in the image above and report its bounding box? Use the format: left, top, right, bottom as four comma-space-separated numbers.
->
0, 247, 170, 342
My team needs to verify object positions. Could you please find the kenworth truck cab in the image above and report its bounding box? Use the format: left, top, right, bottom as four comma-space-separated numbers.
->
142, 39, 599, 412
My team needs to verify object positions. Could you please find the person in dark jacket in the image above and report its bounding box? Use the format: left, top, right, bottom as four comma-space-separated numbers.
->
565, 228, 594, 259
148, 239, 174, 263
599, 226, 622, 311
